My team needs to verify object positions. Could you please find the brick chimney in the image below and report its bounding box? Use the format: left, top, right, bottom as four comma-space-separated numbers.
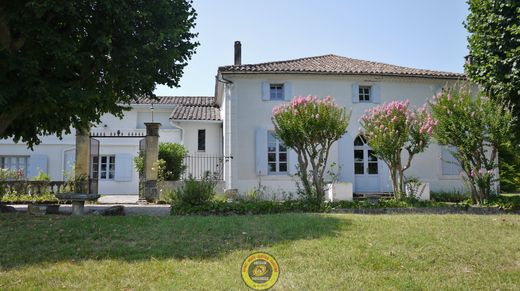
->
234, 41, 241, 66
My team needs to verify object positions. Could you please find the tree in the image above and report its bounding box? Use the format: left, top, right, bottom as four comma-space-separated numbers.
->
0, 1, 198, 147
272, 96, 350, 206
360, 100, 436, 199
465, 0, 520, 192
429, 88, 515, 204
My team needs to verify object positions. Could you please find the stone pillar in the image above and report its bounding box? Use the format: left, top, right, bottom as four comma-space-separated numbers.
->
75, 127, 90, 194
144, 122, 161, 202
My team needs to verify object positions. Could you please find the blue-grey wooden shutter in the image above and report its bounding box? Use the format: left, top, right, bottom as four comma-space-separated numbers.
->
261, 81, 270, 101
371, 84, 381, 104
255, 128, 268, 176
28, 154, 48, 177
284, 81, 293, 101
338, 134, 354, 182
351, 82, 359, 103
115, 153, 133, 181
288, 149, 298, 175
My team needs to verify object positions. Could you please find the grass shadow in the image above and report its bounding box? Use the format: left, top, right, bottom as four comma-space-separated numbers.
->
0, 213, 347, 270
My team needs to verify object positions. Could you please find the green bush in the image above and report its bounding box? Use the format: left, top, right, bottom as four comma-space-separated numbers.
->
430, 191, 470, 203
172, 175, 216, 206
483, 195, 520, 211
134, 142, 187, 181
159, 143, 187, 180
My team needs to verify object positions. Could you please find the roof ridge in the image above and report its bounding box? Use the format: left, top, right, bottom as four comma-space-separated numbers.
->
221, 54, 337, 69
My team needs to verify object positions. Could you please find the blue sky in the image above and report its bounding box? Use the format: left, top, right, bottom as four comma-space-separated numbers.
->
154, 0, 469, 97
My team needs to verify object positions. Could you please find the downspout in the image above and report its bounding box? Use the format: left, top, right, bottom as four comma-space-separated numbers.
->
169, 119, 184, 144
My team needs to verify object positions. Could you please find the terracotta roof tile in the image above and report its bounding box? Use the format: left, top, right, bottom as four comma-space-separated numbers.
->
169, 105, 221, 121
219, 54, 465, 79
133, 96, 215, 106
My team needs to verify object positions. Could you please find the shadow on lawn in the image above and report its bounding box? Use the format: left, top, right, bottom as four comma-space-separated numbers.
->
0, 213, 347, 270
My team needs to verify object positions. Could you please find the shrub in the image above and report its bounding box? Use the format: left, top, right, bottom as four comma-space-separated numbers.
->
159, 143, 187, 180
430, 88, 516, 204
172, 174, 216, 206
360, 100, 436, 199
134, 142, 187, 181
430, 191, 470, 203
272, 96, 350, 206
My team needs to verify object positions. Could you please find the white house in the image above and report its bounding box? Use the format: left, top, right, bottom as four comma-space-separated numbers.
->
216, 45, 467, 197
0, 96, 222, 195
1, 43, 471, 199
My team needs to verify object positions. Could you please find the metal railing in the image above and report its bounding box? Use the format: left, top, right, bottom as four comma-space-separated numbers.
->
182, 155, 225, 180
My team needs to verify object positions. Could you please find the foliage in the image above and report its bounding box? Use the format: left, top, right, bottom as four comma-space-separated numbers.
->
272, 96, 350, 206
171, 174, 216, 206
0, 0, 198, 147
1, 192, 57, 204
465, 0, 520, 125
430, 191, 470, 203
481, 194, 520, 211
0, 168, 20, 200
465, 0, 520, 196
134, 143, 187, 180
159, 143, 187, 180
360, 100, 436, 199
430, 88, 516, 204
33, 171, 50, 182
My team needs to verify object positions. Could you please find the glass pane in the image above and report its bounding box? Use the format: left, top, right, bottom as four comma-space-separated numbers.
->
279, 153, 287, 162
279, 144, 287, 152
268, 163, 276, 172
355, 163, 364, 174
368, 162, 378, 174
354, 136, 364, 146
268, 153, 276, 162
268, 145, 276, 152
101, 172, 106, 179
368, 150, 377, 161
354, 150, 364, 162
279, 163, 287, 172
101, 156, 107, 164
110, 156, 115, 164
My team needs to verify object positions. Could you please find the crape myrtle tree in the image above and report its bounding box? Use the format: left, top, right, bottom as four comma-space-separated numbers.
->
429, 88, 515, 205
0, 0, 198, 147
465, 0, 520, 192
360, 100, 437, 199
272, 96, 350, 206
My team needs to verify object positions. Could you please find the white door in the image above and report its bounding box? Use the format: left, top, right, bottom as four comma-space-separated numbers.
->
354, 136, 380, 192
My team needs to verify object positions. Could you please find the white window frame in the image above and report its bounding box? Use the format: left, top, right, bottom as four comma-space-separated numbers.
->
269, 83, 285, 100
440, 146, 462, 178
0, 156, 28, 177
91, 155, 115, 180
267, 132, 288, 175
359, 86, 371, 102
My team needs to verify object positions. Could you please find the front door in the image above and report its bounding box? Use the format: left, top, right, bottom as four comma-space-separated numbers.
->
354, 135, 380, 192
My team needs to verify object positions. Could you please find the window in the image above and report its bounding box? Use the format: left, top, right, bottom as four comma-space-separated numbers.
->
198, 129, 206, 152
270, 84, 284, 100
91, 155, 115, 180
0, 156, 28, 176
359, 86, 371, 102
353, 135, 378, 175
267, 132, 287, 174
441, 146, 461, 176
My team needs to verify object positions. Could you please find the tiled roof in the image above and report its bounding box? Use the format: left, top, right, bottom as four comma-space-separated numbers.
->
219, 54, 465, 79
133, 96, 216, 106
170, 105, 221, 121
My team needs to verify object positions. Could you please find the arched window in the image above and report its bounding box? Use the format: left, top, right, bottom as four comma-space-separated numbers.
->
353, 135, 378, 175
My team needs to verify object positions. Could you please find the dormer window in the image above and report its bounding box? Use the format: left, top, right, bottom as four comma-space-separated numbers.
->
270, 84, 285, 100
359, 86, 371, 102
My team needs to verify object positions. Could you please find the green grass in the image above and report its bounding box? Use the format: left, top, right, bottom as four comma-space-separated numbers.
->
1, 213, 520, 290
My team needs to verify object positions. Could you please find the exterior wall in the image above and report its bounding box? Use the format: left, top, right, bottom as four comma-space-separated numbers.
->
0, 106, 222, 195
222, 73, 466, 195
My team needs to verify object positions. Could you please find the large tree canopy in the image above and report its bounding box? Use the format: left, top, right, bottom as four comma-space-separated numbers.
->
465, 0, 520, 192
0, 0, 198, 147
465, 0, 520, 118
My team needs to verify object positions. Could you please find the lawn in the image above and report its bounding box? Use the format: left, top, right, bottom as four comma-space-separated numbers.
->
1, 213, 519, 290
